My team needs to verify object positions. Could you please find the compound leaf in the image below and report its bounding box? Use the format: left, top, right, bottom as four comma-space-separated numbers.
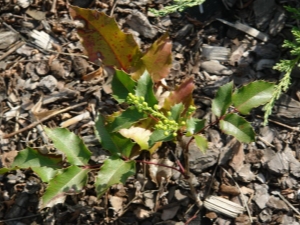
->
44, 127, 91, 166
95, 156, 135, 197
40, 165, 89, 208
219, 113, 255, 143
212, 81, 233, 117
232, 81, 275, 115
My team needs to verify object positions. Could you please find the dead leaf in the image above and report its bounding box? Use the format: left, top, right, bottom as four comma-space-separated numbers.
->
148, 158, 173, 186
119, 127, 152, 150
82, 67, 103, 81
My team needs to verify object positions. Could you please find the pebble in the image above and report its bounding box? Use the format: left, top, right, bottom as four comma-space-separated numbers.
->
200, 60, 233, 75
253, 183, 269, 209
38, 75, 57, 92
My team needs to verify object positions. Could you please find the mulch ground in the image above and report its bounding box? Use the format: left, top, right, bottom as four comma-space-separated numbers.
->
1, 0, 300, 224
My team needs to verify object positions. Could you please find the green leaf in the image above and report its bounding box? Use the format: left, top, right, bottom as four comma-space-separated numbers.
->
212, 81, 233, 117
148, 129, 174, 147
95, 115, 134, 157
141, 33, 172, 82
109, 107, 145, 132
170, 103, 184, 121
194, 135, 208, 152
69, 6, 142, 72
95, 156, 135, 197
0, 167, 14, 174
11, 147, 62, 169
135, 71, 158, 107
112, 70, 136, 103
32, 167, 58, 183
44, 127, 91, 166
232, 81, 275, 115
219, 113, 255, 143
186, 118, 205, 136
40, 165, 89, 208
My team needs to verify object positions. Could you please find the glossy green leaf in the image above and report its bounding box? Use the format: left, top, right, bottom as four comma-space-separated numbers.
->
135, 71, 158, 107
11, 147, 62, 169
212, 81, 233, 117
232, 81, 275, 115
219, 113, 255, 143
148, 129, 174, 147
109, 107, 145, 132
194, 135, 208, 152
186, 118, 205, 136
32, 167, 58, 183
112, 70, 136, 103
69, 6, 142, 72
170, 103, 184, 121
141, 33, 172, 82
44, 127, 91, 166
95, 156, 135, 197
95, 115, 134, 157
40, 165, 89, 208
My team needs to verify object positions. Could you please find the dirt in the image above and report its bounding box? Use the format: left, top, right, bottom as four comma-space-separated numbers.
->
1, 0, 300, 224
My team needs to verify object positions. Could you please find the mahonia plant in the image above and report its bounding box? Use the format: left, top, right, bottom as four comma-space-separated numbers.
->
0, 5, 275, 210
263, 6, 300, 125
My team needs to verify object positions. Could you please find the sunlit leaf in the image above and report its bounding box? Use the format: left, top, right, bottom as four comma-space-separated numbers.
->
40, 165, 89, 208
44, 127, 91, 166
119, 127, 151, 150
212, 82, 233, 117
148, 129, 174, 147
140, 33, 172, 82
170, 103, 184, 121
194, 135, 208, 152
232, 81, 275, 115
69, 6, 142, 72
95, 156, 135, 197
163, 77, 195, 111
32, 167, 59, 183
219, 113, 255, 143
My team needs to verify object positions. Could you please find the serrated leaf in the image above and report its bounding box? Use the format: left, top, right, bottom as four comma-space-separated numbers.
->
232, 81, 275, 115
163, 77, 195, 111
135, 71, 158, 107
148, 129, 174, 147
32, 167, 58, 183
219, 113, 255, 143
11, 147, 62, 169
44, 127, 91, 166
95, 115, 134, 157
140, 33, 172, 82
119, 127, 151, 150
186, 118, 205, 136
95, 157, 135, 197
112, 70, 136, 103
170, 103, 184, 121
69, 6, 142, 72
212, 82, 233, 117
194, 135, 208, 152
109, 107, 145, 132
40, 165, 89, 208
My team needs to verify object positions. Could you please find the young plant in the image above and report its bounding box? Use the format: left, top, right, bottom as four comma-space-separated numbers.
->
149, 0, 206, 17
0, 6, 275, 211
263, 6, 300, 125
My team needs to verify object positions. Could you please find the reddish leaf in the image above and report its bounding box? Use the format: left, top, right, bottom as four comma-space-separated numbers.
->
163, 77, 195, 111
69, 6, 142, 72
139, 33, 172, 82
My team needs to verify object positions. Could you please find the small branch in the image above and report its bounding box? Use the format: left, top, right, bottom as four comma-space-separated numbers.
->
2, 102, 87, 139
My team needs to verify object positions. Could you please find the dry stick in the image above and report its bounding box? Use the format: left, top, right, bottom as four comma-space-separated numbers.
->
2, 102, 87, 139
50, 0, 58, 14
0, 41, 25, 61
257, 115, 300, 132
110, 0, 118, 16
220, 167, 253, 223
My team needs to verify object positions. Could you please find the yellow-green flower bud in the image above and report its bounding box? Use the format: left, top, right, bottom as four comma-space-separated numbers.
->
167, 111, 171, 117
164, 131, 169, 136
154, 104, 159, 110
173, 132, 177, 137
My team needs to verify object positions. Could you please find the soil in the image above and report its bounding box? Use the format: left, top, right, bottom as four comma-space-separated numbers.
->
1, 0, 300, 224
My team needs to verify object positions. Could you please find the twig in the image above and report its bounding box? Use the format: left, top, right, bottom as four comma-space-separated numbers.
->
220, 167, 253, 223
0, 214, 40, 222
2, 102, 87, 139
0, 41, 25, 61
272, 190, 300, 216
110, 0, 118, 17
256, 115, 300, 132
50, 0, 58, 14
